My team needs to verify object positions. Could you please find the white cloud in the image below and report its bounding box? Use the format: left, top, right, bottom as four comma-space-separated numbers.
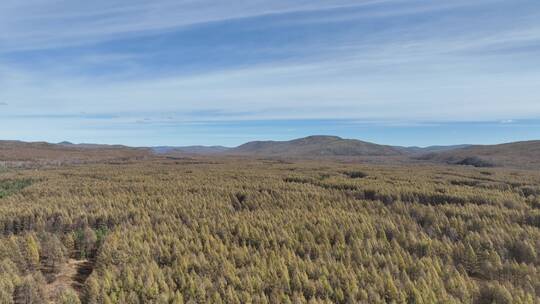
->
0, 0, 393, 52
2, 50, 540, 122
0, 0, 539, 124
0, 0, 506, 52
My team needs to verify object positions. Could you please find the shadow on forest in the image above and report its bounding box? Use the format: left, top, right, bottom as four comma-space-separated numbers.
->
71, 259, 94, 293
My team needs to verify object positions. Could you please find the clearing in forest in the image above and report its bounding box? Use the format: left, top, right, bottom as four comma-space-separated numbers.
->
43, 258, 93, 303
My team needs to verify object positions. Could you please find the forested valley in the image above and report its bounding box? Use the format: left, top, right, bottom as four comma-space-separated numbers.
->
1, 158, 539, 303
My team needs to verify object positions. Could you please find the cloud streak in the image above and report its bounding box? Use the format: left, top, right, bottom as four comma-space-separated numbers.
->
1, 0, 510, 52
0, 0, 396, 52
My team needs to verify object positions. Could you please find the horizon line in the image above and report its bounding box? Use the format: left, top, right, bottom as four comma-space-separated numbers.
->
2, 134, 538, 150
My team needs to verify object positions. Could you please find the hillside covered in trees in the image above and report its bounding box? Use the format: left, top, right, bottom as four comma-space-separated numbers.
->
415, 141, 540, 169
3, 137, 540, 170
0, 157, 539, 303
0, 141, 150, 168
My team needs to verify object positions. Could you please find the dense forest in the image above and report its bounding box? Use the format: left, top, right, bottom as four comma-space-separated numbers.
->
0, 158, 539, 303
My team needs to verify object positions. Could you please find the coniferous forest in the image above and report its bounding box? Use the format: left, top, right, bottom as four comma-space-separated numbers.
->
1, 158, 539, 303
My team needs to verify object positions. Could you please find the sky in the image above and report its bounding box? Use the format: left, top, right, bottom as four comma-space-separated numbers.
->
1, 0, 540, 147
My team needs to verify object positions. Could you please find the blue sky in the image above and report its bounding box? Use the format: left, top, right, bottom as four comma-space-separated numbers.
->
1, 0, 540, 147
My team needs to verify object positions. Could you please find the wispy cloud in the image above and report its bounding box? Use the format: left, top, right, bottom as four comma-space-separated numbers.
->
0, 0, 394, 52
1, 0, 515, 53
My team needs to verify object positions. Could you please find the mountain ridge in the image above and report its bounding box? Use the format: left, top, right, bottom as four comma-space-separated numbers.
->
1, 136, 539, 169
229, 135, 404, 157
416, 140, 540, 169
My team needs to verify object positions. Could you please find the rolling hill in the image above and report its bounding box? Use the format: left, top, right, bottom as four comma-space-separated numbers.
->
394, 144, 471, 154
229, 135, 404, 157
0, 140, 150, 167
2, 137, 539, 169
416, 140, 540, 169
151, 145, 230, 155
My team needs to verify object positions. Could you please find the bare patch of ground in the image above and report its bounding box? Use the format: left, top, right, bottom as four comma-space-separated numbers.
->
44, 258, 93, 303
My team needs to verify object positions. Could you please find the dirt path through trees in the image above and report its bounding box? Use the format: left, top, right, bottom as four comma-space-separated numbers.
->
44, 258, 93, 302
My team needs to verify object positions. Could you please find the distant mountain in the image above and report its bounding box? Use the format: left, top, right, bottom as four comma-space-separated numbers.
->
57, 142, 131, 149
0, 140, 150, 167
225, 136, 540, 169
229, 135, 404, 157
3, 137, 539, 169
395, 144, 472, 154
416, 141, 540, 169
152, 146, 230, 155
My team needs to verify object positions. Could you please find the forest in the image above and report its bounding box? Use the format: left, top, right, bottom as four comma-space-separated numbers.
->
0, 158, 539, 303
